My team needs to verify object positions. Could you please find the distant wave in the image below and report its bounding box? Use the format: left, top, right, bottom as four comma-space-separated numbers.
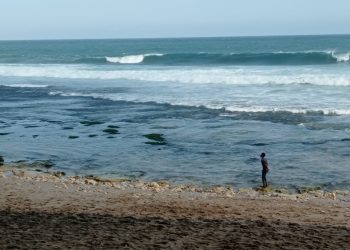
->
1, 64, 350, 86
104, 51, 350, 65
1, 51, 349, 66
0, 83, 48, 88
105, 54, 163, 64
106, 55, 144, 64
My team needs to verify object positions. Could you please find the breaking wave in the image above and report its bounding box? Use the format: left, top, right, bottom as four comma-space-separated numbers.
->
103, 51, 350, 65
105, 54, 163, 64
0, 83, 48, 88
48, 90, 350, 116
1, 51, 349, 66
1, 64, 350, 86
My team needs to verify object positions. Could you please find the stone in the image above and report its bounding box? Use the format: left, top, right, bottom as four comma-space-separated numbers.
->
324, 192, 336, 200
52, 171, 66, 178
212, 186, 225, 194
85, 179, 97, 185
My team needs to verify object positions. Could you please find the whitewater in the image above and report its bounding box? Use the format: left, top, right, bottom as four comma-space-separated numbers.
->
1, 64, 350, 86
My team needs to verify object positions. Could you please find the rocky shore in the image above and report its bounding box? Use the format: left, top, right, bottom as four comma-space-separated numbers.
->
1, 163, 350, 249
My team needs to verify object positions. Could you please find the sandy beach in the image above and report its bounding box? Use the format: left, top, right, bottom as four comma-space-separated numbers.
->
0, 165, 349, 249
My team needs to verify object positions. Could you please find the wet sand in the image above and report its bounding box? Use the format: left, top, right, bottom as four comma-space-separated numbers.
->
1, 166, 350, 249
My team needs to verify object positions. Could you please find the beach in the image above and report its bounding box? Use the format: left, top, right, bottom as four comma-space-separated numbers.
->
1, 36, 350, 249
1, 165, 350, 249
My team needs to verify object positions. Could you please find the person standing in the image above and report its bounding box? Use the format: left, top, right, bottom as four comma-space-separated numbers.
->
260, 152, 269, 187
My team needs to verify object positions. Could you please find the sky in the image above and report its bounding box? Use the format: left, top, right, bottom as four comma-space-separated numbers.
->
1, 0, 350, 40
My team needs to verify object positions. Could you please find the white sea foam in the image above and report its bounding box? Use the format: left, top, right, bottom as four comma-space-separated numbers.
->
222, 107, 350, 115
106, 55, 144, 64
105, 53, 163, 64
48, 91, 350, 116
1, 64, 350, 86
332, 52, 350, 62
0, 83, 48, 88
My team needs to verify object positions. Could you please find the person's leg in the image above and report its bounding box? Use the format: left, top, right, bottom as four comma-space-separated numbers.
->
262, 170, 267, 187
262, 170, 265, 187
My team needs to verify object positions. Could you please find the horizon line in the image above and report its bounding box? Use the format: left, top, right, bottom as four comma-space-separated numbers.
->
0, 33, 350, 42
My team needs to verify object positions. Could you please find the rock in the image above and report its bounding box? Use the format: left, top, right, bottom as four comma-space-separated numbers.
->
52, 171, 66, 178
80, 120, 104, 126
148, 182, 161, 192
103, 128, 119, 134
274, 188, 289, 194
211, 186, 225, 194
12, 170, 25, 177
225, 192, 234, 198
85, 179, 97, 185
172, 186, 183, 192
324, 192, 336, 200
107, 125, 120, 129
143, 133, 166, 145
157, 180, 169, 188
0, 155, 4, 165
310, 190, 324, 198
68, 135, 79, 139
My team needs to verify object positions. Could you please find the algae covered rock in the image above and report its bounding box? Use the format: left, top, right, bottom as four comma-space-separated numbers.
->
143, 133, 166, 145
107, 125, 120, 129
68, 135, 79, 139
0, 155, 4, 166
103, 128, 119, 134
297, 186, 322, 194
80, 120, 104, 126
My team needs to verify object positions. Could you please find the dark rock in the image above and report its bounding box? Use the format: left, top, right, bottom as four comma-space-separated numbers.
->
143, 133, 165, 142
68, 136, 79, 139
80, 120, 104, 126
143, 133, 167, 145
103, 128, 119, 134
107, 125, 120, 129
52, 171, 66, 177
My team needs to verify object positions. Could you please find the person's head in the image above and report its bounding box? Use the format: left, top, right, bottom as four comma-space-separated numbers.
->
260, 152, 266, 158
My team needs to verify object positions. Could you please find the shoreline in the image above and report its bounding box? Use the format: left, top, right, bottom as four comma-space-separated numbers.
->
1, 162, 348, 201
1, 164, 350, 249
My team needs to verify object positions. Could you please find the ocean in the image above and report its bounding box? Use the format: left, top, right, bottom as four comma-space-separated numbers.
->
1, 35, 350, 190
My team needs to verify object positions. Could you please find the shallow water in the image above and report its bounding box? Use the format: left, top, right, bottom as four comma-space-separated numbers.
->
0, 36, 350, 190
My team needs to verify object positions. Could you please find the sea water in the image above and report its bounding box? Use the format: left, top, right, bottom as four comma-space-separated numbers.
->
0, 35, 350, 190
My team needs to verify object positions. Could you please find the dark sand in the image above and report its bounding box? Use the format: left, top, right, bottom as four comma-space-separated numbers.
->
1, 167, 350, 249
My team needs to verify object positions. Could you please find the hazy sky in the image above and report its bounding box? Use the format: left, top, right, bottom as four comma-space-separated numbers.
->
1, 0, 350, 40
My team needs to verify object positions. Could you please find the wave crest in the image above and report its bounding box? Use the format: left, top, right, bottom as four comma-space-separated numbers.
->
0, 83, 48, 88
332, 52, 350, 62
106, 55, 144, 64
105, 53, 163, 64
105, 51, 350, 65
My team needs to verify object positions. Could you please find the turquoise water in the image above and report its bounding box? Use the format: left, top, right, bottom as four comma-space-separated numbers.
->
0, 35, 350, 189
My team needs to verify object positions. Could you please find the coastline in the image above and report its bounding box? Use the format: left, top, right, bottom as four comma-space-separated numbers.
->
1, 164, 350, 249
